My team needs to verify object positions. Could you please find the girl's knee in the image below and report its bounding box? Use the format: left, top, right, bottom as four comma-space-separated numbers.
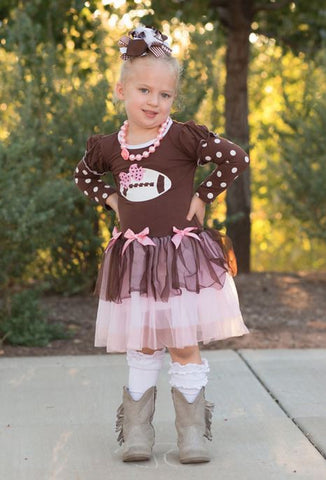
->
138, 348, 162, 355
168, 345, 201, 365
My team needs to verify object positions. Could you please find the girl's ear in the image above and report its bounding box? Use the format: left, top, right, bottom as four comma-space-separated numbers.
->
115, 82, 125, 100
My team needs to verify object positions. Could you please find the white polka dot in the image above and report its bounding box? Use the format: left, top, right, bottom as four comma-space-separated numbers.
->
216, 152, 222, 158
84, 190, 88, 196
93, 186, 98, 192
205, 156, 211, 161
105, 185, 111, 189
207, 193, 214, 199
245, 156, 249, 162
97, 179, 102, 183
75, 167, 79, 173
234, 176, 239, 180
102, 193, 108, 199
85, 178, 91, 184
217, 171, 222, 177
95, 197, 99, 202
230, 150, 236, 156
220, 182, 227, 188
195, 192, 200, 197
214, 138, 221, 144
226, 160, 230, 164
206, 181, 212, 187
202, 142, 207, 148
75, 178, 78, 183
82, 170, 88, 175
227, 140, 233, 144
231, 167, 238, 173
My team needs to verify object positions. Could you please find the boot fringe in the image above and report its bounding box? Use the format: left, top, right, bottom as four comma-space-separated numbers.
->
204, 401, 214, 441
115, 403, 124, 445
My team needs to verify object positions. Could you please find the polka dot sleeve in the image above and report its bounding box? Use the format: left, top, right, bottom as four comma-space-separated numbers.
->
179, 121, 250, 204
74, 135, 117, 210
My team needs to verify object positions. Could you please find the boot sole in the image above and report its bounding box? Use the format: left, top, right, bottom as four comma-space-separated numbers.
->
123, 454, 151, 462
180, 456, 210, 464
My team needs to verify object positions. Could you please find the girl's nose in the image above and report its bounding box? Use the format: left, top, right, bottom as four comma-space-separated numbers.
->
147, 94, 159, 106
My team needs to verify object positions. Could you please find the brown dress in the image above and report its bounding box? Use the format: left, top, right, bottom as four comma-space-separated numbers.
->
74, 119, 250, 352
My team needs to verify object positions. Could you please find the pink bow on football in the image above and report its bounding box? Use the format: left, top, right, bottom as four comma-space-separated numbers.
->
119, 164, 144, 189
122, 227, 156, 255
105, 226, 122, 252
171, 226, 201, 249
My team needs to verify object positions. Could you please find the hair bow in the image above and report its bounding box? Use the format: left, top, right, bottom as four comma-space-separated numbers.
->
118, 25, 172, 60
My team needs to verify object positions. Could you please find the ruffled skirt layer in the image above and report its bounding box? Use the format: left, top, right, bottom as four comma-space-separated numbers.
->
94, 229, 249, 352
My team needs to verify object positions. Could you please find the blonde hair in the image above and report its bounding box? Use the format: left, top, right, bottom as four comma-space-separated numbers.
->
120, 54, 181, 85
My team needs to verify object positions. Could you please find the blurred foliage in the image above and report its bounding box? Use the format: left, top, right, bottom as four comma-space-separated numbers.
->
0, 2, 113, 297
0, 288, 69, 346
254, 0, 326, 56
249, 40, 326, 271
0, 0, 326, 315
278, 53, 326, 243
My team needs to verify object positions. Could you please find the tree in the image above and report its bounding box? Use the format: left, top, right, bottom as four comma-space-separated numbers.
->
211, 0, 254, 272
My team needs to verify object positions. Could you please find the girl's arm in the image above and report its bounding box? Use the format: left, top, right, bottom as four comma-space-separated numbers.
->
178, 122, 250, 212
186, 195, 206, 225
74, 135, 117, 212
105, 192, 120, 221
195, 135, 250, 205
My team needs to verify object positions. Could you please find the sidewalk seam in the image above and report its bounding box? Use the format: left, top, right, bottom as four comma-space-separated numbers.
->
235, 349, 326, 462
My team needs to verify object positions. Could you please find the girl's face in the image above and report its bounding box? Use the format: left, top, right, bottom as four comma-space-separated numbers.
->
116, 57, 177, 132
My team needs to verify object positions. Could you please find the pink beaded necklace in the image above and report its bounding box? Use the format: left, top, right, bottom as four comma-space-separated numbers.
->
119, 117, 170, 161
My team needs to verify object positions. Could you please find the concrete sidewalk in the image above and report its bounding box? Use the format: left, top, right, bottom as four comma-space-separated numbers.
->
1, 349, 326, 480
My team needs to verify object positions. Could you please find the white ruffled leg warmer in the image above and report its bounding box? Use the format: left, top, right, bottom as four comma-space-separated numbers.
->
127, 349, 166, 401
168, 359, 209, 403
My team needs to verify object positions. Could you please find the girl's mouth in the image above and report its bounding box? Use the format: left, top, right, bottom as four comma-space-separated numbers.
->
143, 110, 158, 118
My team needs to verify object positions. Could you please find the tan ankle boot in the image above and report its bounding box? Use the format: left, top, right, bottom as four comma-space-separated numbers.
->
115, 386, 156, 462
171, 387, 214, 464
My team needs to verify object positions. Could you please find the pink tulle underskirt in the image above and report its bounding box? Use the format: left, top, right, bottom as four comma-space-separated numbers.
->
95, 273, 249, 352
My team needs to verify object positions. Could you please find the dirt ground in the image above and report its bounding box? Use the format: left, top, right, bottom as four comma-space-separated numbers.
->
1, 272, 326, 357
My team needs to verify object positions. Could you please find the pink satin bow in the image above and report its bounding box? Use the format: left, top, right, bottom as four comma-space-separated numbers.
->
105, 226, 122, 252
171, 226, 201, 249
122, 227, 156, 255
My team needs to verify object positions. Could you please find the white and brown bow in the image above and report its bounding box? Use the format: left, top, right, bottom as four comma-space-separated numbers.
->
118, 26, 172, 60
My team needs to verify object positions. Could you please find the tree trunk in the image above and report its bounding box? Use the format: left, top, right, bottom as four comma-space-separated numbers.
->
223, 1, 253, 273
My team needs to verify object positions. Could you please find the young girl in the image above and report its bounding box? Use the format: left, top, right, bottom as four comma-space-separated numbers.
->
74, 25, 250, 464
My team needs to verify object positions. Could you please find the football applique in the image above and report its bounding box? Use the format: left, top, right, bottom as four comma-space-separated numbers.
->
119, 167, 172, 202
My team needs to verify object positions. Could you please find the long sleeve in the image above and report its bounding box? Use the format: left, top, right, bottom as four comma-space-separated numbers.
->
178, 121, 250, 204
74, 135, 117, 210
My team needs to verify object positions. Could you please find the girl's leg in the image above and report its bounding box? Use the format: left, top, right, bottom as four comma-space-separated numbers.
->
169, 345, 202, 365
116, 348, 165, 462
167, 345, 213, 464
127, 348, 165, 400
168, 345, 209, 403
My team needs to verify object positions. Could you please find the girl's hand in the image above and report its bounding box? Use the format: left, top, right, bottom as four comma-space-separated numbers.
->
105, 193, 120, 221
186, 194, 206, 226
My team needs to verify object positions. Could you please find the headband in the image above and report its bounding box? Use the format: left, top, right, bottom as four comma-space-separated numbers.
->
118, 26, 172, 60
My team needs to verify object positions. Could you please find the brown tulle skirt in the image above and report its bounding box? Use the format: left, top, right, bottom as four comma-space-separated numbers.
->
95, 227, 237, 304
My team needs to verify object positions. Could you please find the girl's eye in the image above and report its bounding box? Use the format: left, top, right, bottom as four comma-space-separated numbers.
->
161, 93, 171, 99
140, 88, 149, 94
